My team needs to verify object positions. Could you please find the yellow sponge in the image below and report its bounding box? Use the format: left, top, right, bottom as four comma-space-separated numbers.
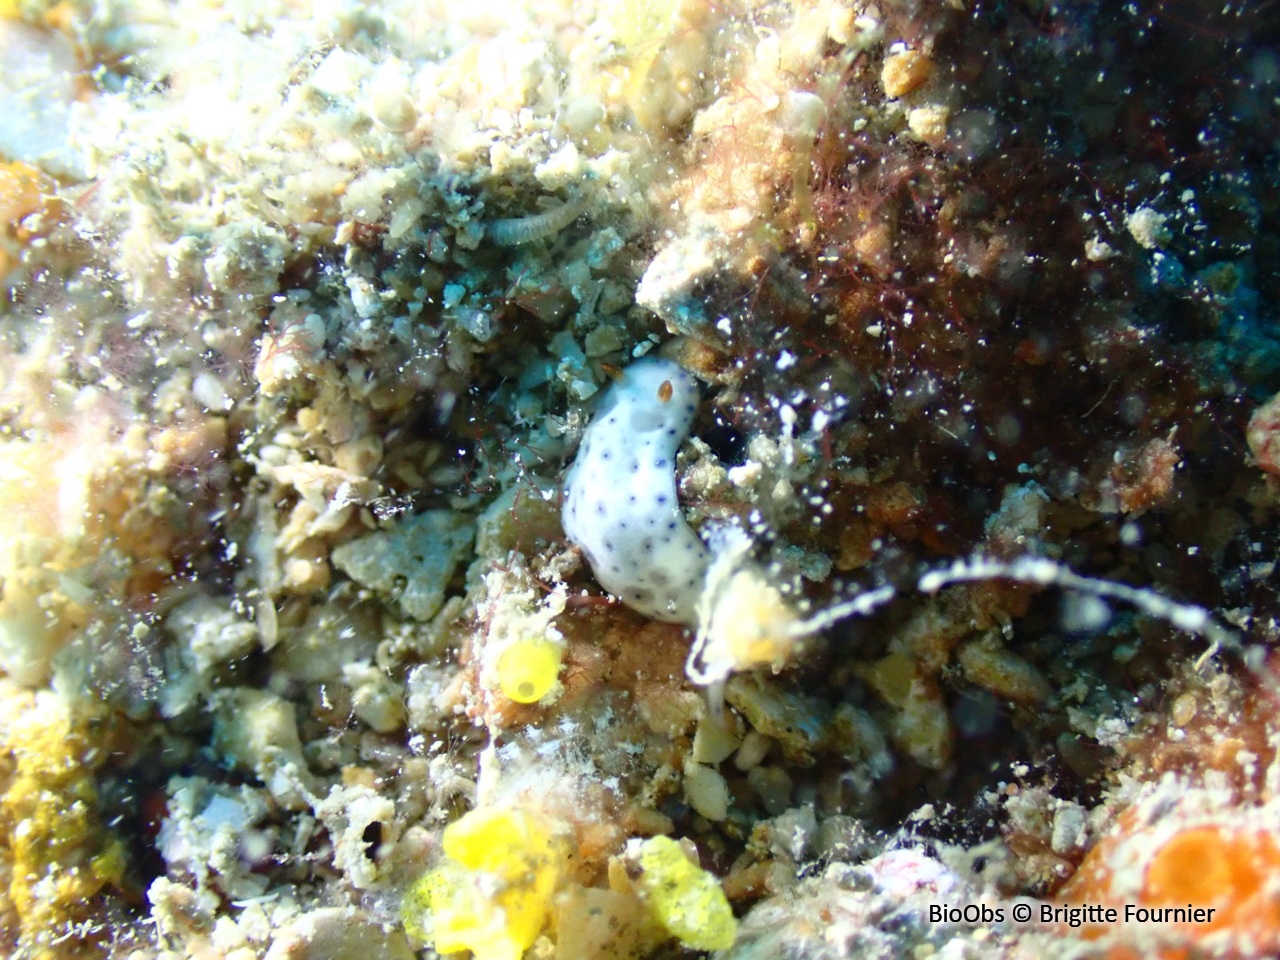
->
496, 637, 562, 704
402, 806, 570, 960
634, 836, 737, 951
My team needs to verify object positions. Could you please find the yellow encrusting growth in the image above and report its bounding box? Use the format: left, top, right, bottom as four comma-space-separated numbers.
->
496, 637, 563, 704
606, 0, 681, 106
0, 689, 124, 960
633, 835, 737, 952
0, 161, 47, 224
402, 806, 572, 960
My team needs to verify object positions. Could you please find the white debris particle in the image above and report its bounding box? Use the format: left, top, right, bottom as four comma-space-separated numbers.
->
1085, 237, 1115, 261
1060, 592, 1112, 635
1126, 206, 1171, 250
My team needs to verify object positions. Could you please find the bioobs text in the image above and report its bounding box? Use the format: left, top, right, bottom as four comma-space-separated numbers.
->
928, 904, 1004, 924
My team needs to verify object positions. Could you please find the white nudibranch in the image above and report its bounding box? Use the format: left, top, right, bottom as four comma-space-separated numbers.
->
562, 357, 709, 623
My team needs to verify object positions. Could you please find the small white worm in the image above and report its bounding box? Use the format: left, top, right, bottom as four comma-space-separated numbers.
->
485, 194, 588, 247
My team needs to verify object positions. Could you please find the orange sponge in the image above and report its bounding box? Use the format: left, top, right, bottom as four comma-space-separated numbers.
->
1059, 800, 1280, 959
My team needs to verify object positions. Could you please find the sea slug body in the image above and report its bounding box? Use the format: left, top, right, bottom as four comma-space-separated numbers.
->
562, 357, 708, 624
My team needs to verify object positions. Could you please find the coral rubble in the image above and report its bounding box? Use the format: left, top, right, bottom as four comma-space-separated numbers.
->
2, 0, 1280, 958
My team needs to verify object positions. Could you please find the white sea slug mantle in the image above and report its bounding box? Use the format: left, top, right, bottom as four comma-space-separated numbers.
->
562, 357, 709, 623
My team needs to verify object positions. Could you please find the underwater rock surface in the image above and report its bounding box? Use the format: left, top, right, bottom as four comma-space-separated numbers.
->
1, 1, 1280, 958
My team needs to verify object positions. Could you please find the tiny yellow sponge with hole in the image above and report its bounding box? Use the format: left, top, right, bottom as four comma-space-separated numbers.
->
496, 636, 562, 703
